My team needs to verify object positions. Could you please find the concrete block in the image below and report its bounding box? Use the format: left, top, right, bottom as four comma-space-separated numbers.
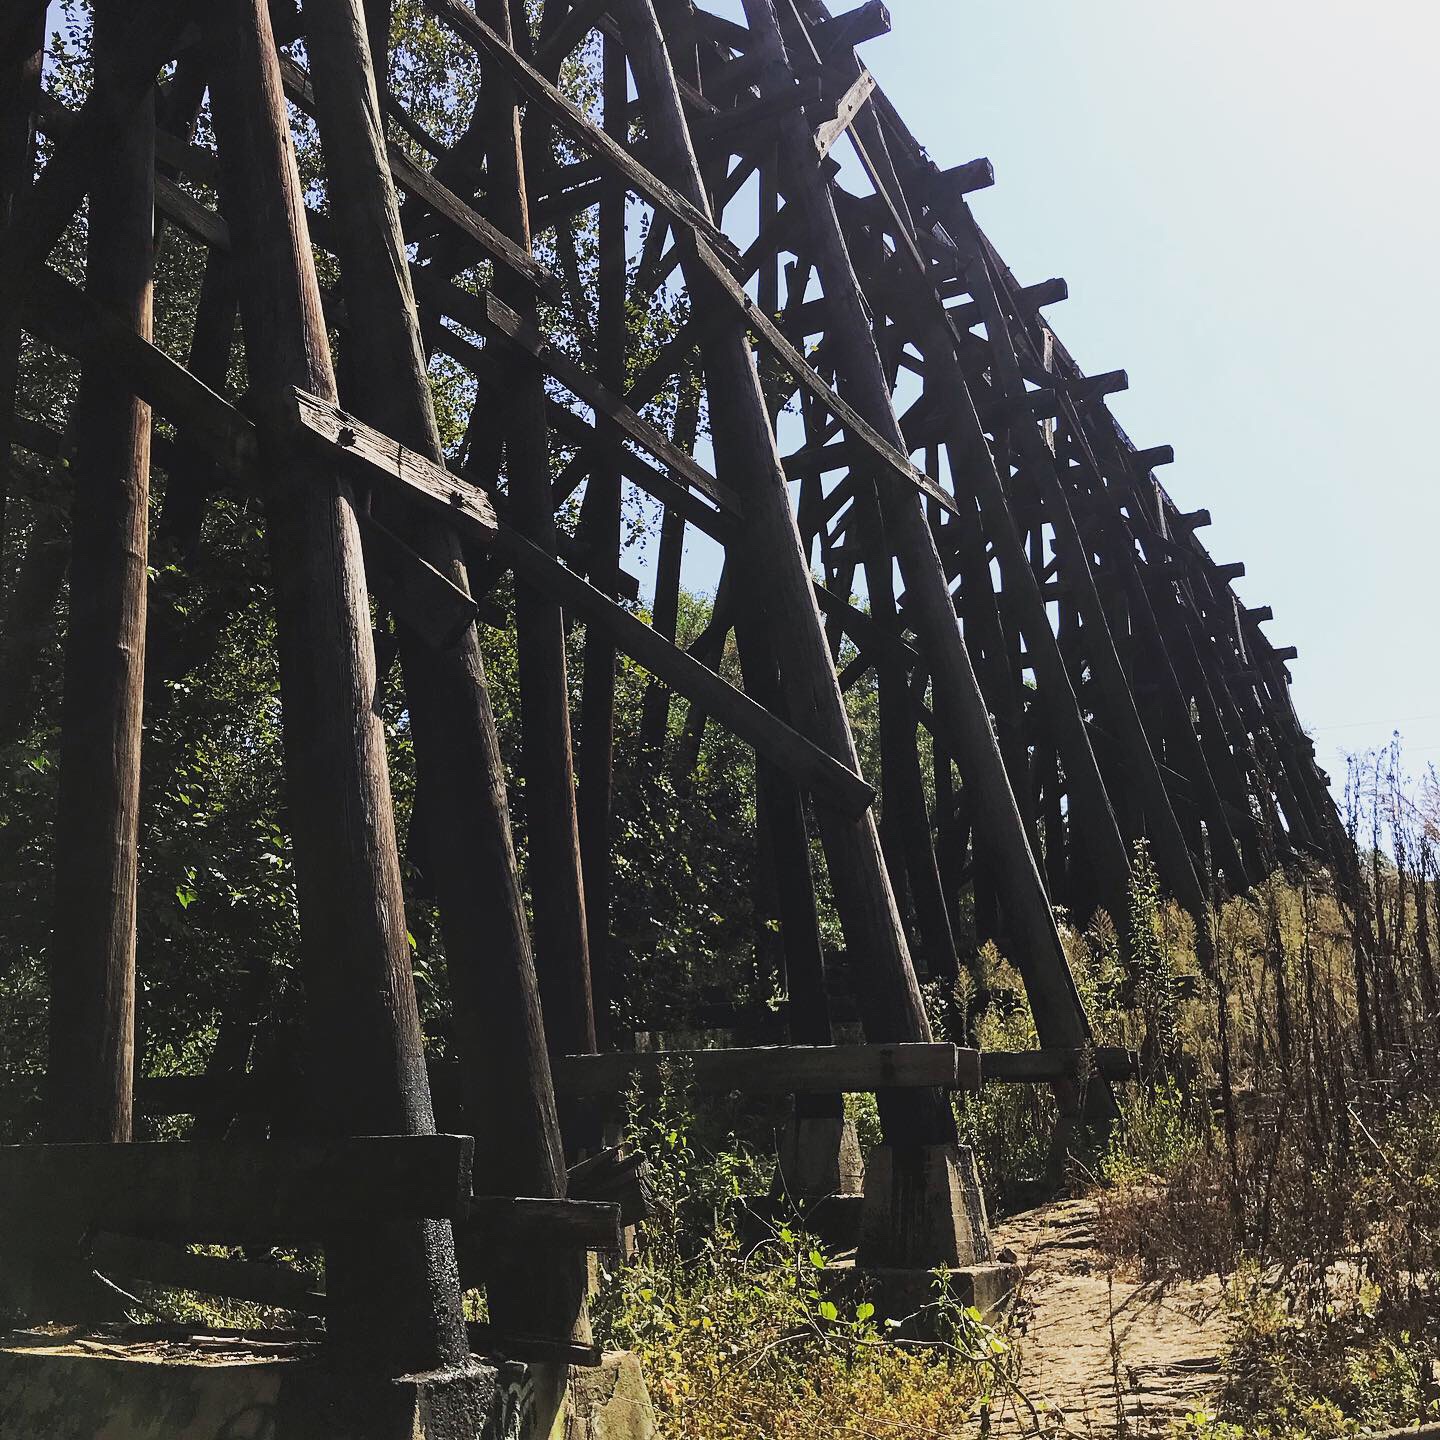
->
858, 1143, 993, 1269
0, 1331, 652, 1440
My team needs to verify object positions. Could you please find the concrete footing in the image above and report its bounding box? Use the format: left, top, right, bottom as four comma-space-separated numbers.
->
858, 1142, 994, 1269
0, 1331, 655, 1440
774, 1113, 864, 1201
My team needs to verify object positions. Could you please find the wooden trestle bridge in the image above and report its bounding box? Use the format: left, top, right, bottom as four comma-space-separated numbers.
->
0, 0, 1347, 1398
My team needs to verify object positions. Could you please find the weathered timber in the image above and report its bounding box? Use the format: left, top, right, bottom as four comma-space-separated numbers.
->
89, 1232, 326, 1313
463, 1197, 622, 1252
0, 0, 194, 330
497, 524, 876, 815
46, 0, 154, 1150
566, 1147, 654, 1227
737, 0, 1117, 1125
302, 0, 587, 1347
206, 0, 466, 1374
478, 0, 598, 1078
0, 1136, 474, 1238
0, 1, 44, 586
980, 1049, 1139, 1084
575, 32, 628, 1056
467, 1324, 603, 1368
423, 0, 737, 256
617, 0, 949, 1159
264, 387, 498, 543
553, 1044, 982, 1098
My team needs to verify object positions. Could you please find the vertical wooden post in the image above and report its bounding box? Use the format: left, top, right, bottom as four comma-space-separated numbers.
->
637, 379, 697, 759
303, 0, 587, 1344
206, 0, 465, 1374
615, 0, 953, 1165
575, 30, 628, 1053
0, 4, 44, 598
477, 0, 598, 1066
46, 0, 153, 1149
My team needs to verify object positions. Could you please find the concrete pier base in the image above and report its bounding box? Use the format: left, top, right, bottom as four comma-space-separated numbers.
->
0, 1331, 655, 1440
858, 1142, 993, 1269
774, 1113, 864, 1202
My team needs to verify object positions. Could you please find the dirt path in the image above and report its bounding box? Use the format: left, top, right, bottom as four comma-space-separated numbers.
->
986, 1199, 1227, 1436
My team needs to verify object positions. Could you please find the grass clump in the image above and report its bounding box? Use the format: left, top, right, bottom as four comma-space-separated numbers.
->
591, 1068, 1021, 1440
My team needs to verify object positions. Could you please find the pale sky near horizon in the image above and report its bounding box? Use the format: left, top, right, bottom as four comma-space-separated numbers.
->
838, 0, 1440, 800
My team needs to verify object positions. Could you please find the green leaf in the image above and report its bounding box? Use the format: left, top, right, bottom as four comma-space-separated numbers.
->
809, 1248, 825, 1269
778, 1226, 794, 1244
855, 1301, 875, 1322
817, 1300, 838, 1323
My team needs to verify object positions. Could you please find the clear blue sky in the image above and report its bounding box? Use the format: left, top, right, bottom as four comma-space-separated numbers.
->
844, 0, 1440, 796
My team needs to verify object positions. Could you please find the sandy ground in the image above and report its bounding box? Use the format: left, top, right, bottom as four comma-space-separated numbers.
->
983, 1198, 1226, 1436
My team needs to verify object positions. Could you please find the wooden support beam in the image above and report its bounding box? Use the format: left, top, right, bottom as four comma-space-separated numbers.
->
1214, 561, 1246, 583
701, 74, 823, 149
617, 0, 937, 1165
814, 66, 875, 159
45, 0, 155, 1152
304, 0, 589, 1349
0, 0, 195, 329
20, 267, 259, 481
1178, 508, 1211, 529
1132, 444, 1174, 470
261, 387, 499, 543
422, 0, 738, 259
566, 1147, 653, 1227
0, 1136, 475, 1239
944, 276, 1066, 326
90, 1232, 325, 1313
1070, 369, 1128, 403
926, 156, 994, 199
732, 0, 1113, 1147
980, 1048, 1139, 1084
553, 1043, 981, 1097
463, 1196, 622, 1252
467, 1324, 603, 1368
496, 526, 877, 816
414, 271, 742, 517
812, 1, 892, 56
207, 0, 466, 1373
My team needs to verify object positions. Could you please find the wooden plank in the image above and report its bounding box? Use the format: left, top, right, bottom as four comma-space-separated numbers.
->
90, 1232, 326, 1313
463, 1196, 621, 1251
494, 525, 877, 817
355, 509, 479, 650
980, 1048, 1139, 1083
422, 0, 738, 260
264, 386, 499, 543
552, 1043, 980, 1097
273, 53, 564, 303
21, 266, 259, 480
385, 143, 564, 305
0, 1136, 475, 1239
467, 1323, 603, 1367
813, 1, 893, 57
566, 1147, 652, 1227
814, 66, 876, 160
